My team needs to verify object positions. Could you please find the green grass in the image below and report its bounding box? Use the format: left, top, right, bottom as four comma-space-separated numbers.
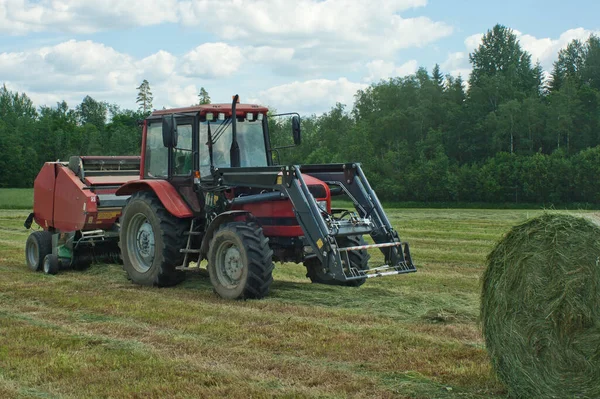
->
0, 208, 584, 398
0, 189, 33, 210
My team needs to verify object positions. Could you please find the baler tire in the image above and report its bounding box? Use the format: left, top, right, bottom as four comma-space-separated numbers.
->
119, 192, 188, 287
304, 235, 370, 287
207, 222, 274, 299
25, 231, 53, 272
43, 254, 60, 275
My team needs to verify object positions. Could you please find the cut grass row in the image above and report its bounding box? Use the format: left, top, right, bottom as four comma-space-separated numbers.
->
0, 208, 582, 398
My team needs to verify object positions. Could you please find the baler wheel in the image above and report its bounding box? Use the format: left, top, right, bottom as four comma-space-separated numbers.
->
25, 231, 52, 272
304, 235, 370, 287
119, 192, 187, 287
43, 254, 60, 275
207, 222, 274, 299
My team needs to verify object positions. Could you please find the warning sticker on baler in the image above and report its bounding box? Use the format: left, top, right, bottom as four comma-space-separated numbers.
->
97, 210, 121, 220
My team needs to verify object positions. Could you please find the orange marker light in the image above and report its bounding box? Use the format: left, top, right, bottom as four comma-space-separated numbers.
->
194, 170, 201, 179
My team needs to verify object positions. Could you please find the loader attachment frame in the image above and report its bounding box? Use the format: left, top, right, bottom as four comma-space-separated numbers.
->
214, 163, 415, 283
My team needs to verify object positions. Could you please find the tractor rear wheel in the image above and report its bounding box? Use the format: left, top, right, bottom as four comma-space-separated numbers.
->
119, 192, 187, 287
305, 235, 370, 287
207, 222, 274, 299
25, 231, 52, 272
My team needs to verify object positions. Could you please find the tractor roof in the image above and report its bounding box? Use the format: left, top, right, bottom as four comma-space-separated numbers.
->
151, 103, 269, 116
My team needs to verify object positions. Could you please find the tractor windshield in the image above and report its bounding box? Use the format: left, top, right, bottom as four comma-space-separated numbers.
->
199, 118, 268, 177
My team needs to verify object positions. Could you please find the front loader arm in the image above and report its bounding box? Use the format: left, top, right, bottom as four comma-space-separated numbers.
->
215, 164, 415, 283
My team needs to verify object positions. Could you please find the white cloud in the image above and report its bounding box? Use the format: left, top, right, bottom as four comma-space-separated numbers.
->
1, 0, 453, 83
0, 39, 328, 112
243, 46, 295, 65
181, 42, 244, 79
163, 82, 199, 109
1, 0, 449, 52
464, 33, 484, 53
517, 28, 600, 70
0, 40, 139, 96
179, 0, 451, 59
365, 59, 418, 82
0, 40, 196, 109
0, 0, 179, 34
0, 1, 451, 64
137, 51, 178, 81
256, 78, 367, 114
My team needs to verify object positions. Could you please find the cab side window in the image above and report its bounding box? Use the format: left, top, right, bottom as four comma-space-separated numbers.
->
173, 123, 193, 176
145, 123, 168, 178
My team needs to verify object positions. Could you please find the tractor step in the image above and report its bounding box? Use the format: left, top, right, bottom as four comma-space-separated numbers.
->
175, 264, 204, 271
184, 231, 202, 236
180, 249, 201, 254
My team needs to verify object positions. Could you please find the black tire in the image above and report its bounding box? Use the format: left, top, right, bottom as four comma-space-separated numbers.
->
43, 254, 60, 275
304, 235, 370, 287
119, 192, 188, 287
25, 231, 53, 272
207, 222, 274, 299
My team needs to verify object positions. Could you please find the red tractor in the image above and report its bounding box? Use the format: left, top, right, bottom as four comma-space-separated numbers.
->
24, 96, 415, 299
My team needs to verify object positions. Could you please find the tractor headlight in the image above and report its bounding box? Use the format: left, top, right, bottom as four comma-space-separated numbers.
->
316, 200, 327, 212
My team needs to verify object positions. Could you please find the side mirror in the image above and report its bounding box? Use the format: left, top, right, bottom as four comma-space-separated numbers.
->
162, 114, 178, 147
292, 115, 301, 145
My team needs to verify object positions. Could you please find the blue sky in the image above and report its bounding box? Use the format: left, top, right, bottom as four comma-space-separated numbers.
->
0, 0, 598, 115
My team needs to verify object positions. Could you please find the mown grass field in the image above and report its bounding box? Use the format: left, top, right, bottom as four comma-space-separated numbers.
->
0, 206, 577, 398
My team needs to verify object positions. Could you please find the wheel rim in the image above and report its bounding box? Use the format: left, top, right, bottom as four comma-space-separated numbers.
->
127, 213, 155, 273
43, 256, 50, 274
26, 238, 39, 268
215, 240, 244, 288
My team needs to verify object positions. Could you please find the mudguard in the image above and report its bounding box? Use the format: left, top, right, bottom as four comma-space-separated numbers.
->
116, 180, 193, 218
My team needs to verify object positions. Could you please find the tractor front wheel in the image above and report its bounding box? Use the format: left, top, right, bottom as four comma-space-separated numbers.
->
119, 192, 187, 287
208, 222, 274, 299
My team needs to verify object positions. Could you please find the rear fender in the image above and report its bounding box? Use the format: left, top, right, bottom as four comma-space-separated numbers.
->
199, 211, 251, 257
116, 180, 193, 218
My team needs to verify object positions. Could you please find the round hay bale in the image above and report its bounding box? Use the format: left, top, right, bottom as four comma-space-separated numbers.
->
482, 213, 600, 399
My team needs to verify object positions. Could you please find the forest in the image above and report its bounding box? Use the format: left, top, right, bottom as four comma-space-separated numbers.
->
2, 24, 600, 205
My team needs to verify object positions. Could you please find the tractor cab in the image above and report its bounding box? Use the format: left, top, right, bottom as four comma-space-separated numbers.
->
142, 98, 300, 184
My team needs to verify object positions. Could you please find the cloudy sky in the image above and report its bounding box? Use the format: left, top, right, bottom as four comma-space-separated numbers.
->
1, 0, 598, 114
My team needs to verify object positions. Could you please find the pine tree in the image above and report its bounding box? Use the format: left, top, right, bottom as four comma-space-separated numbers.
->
432, 64, 444, 88
136, 80, 153, 113
198, 87, 211, 105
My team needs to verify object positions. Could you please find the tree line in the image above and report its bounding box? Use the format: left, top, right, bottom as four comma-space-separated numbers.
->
271, 25, 600, 204
2, 24, 600, 204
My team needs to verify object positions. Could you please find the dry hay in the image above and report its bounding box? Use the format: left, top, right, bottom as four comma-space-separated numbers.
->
482, 213, 600, 398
